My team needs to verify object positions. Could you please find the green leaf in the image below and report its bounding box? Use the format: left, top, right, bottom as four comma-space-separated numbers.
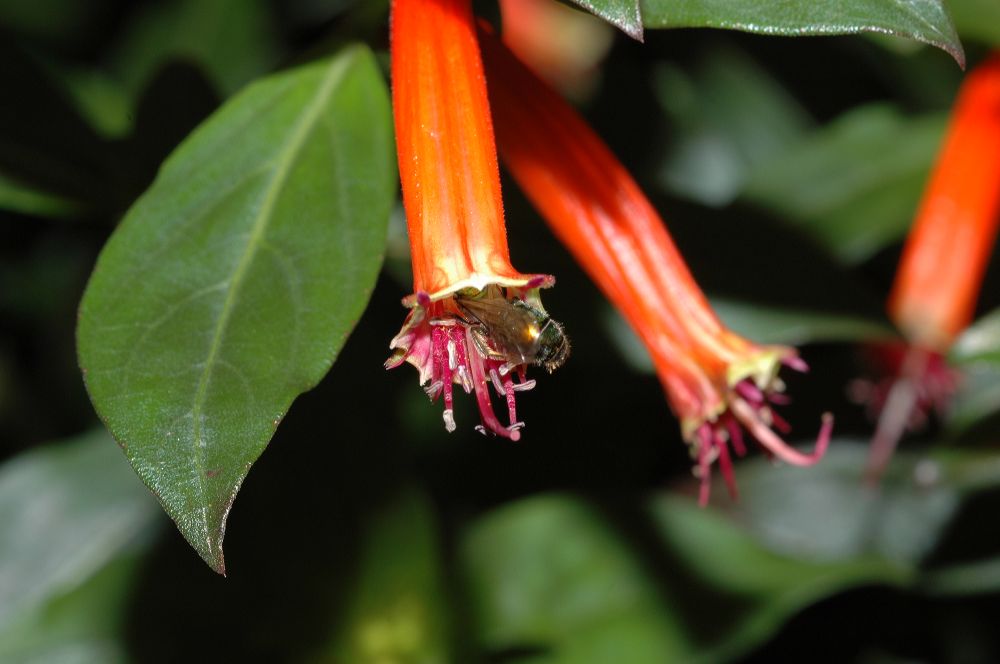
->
640, 0, 965, 66
461, 494, 907, 663
712, 298, 896, 346
654, 47, 813, 206
646, 494, 909, 661
743, 105, 946, 264
461, 495, 690, 663
0, 430, 161, 635
708, 441, 997, 564
77, 45, 395, 573
0, 553, 145, 664
568, 0, 643, 40
946, 309, 1000, 431
947, 0, 1000, 45
0, 171, 81, 218
110, 0, 282, 96
603, 299, 892, 375
323, 488, 453, 664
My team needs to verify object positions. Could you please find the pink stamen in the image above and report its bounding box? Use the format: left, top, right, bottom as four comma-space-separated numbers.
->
783, 355, 809, 373
725, 417, 747, 456
730, 398, 832, 466
696, 424, 713, 507
464, 326, 521, 441
715, 428, 739, 500
735, 380, 765, 405
769, 409, 792, 434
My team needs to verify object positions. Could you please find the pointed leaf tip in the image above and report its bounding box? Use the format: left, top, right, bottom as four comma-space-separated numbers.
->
77, 44, 395, 571
571, 0, 644, 41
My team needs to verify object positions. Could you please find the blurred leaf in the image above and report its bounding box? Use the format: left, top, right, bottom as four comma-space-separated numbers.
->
0, 430, 160, 634
77, 45, 395, 573
604, 299, 892, 375
568, 0, 643, 40
0, 41, 115, 206
743, 105, 946, 264
654, 47, 813, 206
951, 308, 1000, 364
640, 0, 965, 66
461, 493, 909, 664
0, 0, 114, 44
946, 309, 1000, 432
947, 0, 1000, 45
323, 488, 452, 664
646, 494, 909, 661
110, 0, 282, 96
0, 553, 144, 664
461, 495, 690, 664
58, 67, 133, 139
712, 298, 896, 345
0, 171, 81, 218
710, 441, 1000, 564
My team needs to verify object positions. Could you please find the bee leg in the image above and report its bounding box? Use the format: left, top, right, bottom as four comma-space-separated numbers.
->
470, 326, 506, 362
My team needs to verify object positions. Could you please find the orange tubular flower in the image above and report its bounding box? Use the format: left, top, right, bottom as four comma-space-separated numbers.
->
478, 25, 831, 503
867, 54, 1000, 477
385, 0, 566, 440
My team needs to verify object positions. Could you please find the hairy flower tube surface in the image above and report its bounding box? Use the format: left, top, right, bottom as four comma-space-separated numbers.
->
480, 25, 831, 502
385, 0, 567, 440
866, 53, 1000, 478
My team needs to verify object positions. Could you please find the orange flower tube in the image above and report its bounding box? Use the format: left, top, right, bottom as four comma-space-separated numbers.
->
386, 0, 566, 440
867, 54, 1000, 477
479, 24, 831, 503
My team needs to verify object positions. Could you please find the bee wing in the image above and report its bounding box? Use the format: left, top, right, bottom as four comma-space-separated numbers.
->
455, 295, 512, 325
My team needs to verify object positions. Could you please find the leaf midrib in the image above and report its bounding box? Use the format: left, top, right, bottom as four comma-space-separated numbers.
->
186, 54, 355, 552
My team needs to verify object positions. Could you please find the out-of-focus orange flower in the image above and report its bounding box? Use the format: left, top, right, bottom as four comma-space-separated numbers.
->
479, 24, 831, 503
497, 0, 613, 97
867, 54, 1000, 478
385, 0, 565, 441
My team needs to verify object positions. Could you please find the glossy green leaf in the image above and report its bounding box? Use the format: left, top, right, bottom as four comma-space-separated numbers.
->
110, 0, 281, 96
654, 47, 813, 206
0, 430, 160, 634
77, 45, 395, 572
461, 494, 908, 664
743, 105, 946, 264
324, 488, 452, 664
640, 0, 965, 66
569, 0, 643, 40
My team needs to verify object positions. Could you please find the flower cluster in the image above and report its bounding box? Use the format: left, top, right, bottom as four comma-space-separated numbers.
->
387, 0, 832, 501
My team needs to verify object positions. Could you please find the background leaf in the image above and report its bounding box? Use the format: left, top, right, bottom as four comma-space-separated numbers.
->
108, 0, 281, 97
653, 46, 813, 206
639, 0, 965, 66
321, 488, 453, 663
76, 45, 395, 573
461, 493, 909, 664
0, 430, 160, 639
743, 105, 946, 264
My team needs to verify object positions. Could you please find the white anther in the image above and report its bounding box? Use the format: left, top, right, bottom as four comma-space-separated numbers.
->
512, 379, 536, 392
447, 339, 457, 371
442, 409, 456, 433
